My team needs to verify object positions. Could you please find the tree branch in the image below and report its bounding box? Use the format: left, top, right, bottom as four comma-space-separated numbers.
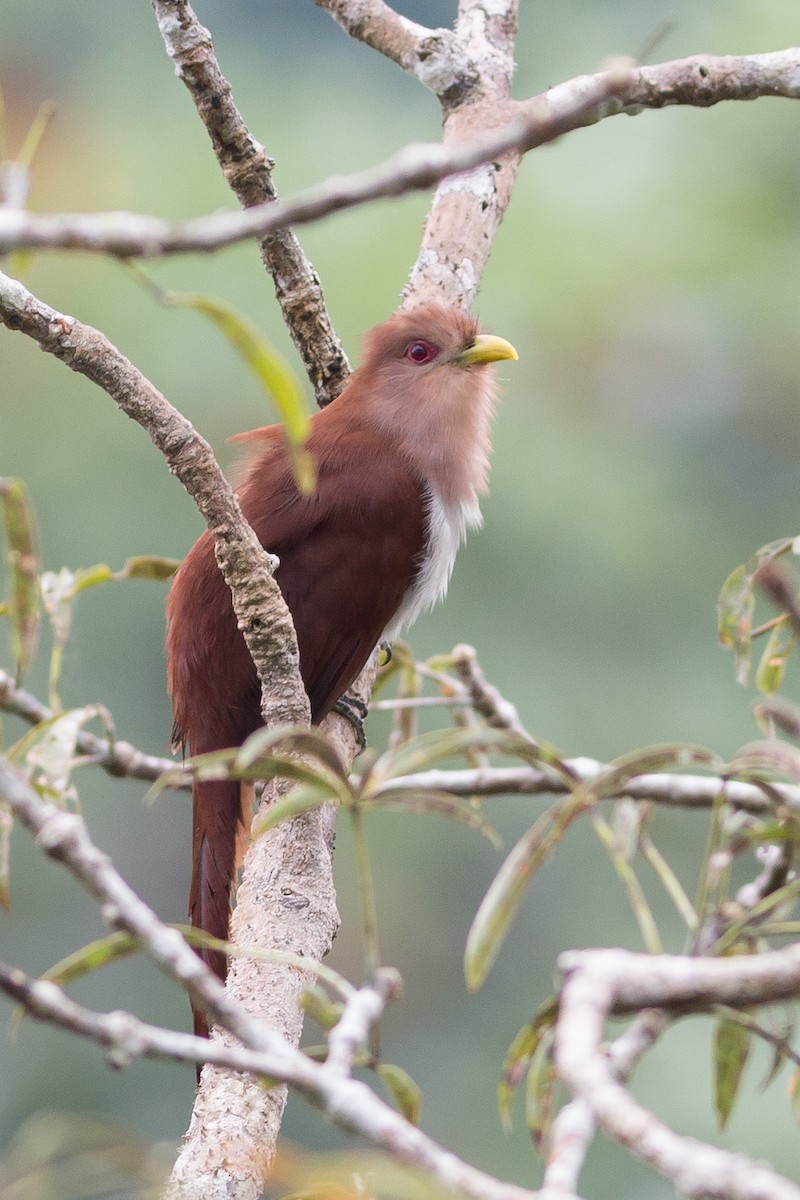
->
378, 759, 800, 814
0, 72, 619, 258
152, 0, 350, 405
0, 269, 307, 732
556, 947, 800, 1200
2, 49, 798, 263
0, 766, 571, 1200
0, 668, 186, 787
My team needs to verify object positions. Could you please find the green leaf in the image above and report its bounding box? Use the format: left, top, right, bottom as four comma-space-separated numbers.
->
74, 556, 180, 592
592, 812, 662, 953
252, 782, 340, 837
755, 619, 796, 695
367, 725, 572, 794
301, 985, 344, 1031
714, 1012, 752, 1129
525, 1027, 557, 1153
238, 724, 348, 783
465, 799, 576, 992
9, 705, 110, 799
362, 786, 500, 846
498, 999, 558, 1131
41, 931, 139, 987
127, 264, 314, 493
466, 743, 720, 991
718, 539, 796, 686
0, 477, 40, 681
378, 1063, 423, 1125
718, 564, 755, 686
0, 802, 10, 911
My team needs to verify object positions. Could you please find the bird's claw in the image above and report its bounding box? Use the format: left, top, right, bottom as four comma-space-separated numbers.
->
333, 694, 368, 753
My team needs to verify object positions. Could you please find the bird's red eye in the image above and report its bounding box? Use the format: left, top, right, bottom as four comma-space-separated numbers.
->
405, 340, 439, 364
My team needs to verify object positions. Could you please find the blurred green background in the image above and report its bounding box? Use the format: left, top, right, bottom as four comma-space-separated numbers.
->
2, 1, 800, 1196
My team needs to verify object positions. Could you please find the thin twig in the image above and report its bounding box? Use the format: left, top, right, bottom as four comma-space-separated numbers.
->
0, 668, 186, 787
152, 0, 349, 405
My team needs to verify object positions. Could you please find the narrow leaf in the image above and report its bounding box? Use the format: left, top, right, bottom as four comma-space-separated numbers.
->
714, 1013, 752, 1129
0, 802, 11, 911
378, 1063, 423, 1125
368, 725, 572, 793
42, 931, 139, 987
592, 813, 662, 953
252, 782, 339, 837
525, 1027, 557, 1153
755, 619, 796, 695
239, 724, 348, 782
127, 264, 314, 493
363, 786, 500, 845
465, 797, 583, 991
498, 999, 558, 1131
0, 477, 40, 680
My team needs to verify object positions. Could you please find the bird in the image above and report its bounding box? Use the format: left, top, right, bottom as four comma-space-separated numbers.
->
165, 302, 517, 1035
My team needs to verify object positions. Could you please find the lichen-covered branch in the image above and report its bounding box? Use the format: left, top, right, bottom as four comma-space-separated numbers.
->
0, 270, 307, 732
152, 0, 349, 404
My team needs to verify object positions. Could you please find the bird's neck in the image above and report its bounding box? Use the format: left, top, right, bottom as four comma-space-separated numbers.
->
333, 366, 498, 511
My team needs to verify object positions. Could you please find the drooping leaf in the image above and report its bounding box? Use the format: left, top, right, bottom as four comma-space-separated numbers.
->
367, 725, 572, 794
378, 1063, 423, 1125
465, 798, 579, 992
759, 1008, 795, 1090
755, 619, 796, 695
41, 931, 139, 987
0, 477, 40, 681
525, 1026, 557, 1153
714, 1012, 752, 1129
718, 538, 796, 686
252, 782, 341, 838
301, 985, 344, 1031
729, 738, 800, 785
361, 786, 500, 846
126, 264, 314, 493
754, 696, 800, 741
592, 812, 662, 953
73, 556, 180, 593
239, 723, 348, 784
0, 802, 11, 911
498, 998, 558, 1131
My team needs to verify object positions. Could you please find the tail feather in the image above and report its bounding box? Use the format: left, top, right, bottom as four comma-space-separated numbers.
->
190, 777, 248, 1039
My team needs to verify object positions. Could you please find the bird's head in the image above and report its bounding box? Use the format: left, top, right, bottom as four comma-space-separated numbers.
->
351, 302, 518, 505
359, 303, 518, 382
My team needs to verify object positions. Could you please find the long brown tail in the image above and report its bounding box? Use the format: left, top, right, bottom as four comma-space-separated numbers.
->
190, 777, 248, 1039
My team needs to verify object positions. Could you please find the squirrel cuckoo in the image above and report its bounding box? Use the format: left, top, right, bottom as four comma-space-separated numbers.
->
165, 303, 517, 1034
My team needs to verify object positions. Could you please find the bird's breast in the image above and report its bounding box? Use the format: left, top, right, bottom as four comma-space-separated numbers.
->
386, 485, 482, 637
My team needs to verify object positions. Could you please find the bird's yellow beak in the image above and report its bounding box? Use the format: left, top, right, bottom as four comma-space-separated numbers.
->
457, 333, 519, 366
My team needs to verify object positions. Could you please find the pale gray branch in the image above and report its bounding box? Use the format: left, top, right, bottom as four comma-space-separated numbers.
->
556, 947, 800, 1200
0, 70, 622, 259
379, 759, 800, 814
1, 50, 798, 264
0, 668, 186, 787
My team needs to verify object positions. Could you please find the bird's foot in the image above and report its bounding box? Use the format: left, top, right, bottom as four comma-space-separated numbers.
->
378, 640, 393, 666
333, 694, 368, 753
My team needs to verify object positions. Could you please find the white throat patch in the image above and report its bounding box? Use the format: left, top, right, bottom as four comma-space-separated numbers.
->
386, 486, 482, 637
